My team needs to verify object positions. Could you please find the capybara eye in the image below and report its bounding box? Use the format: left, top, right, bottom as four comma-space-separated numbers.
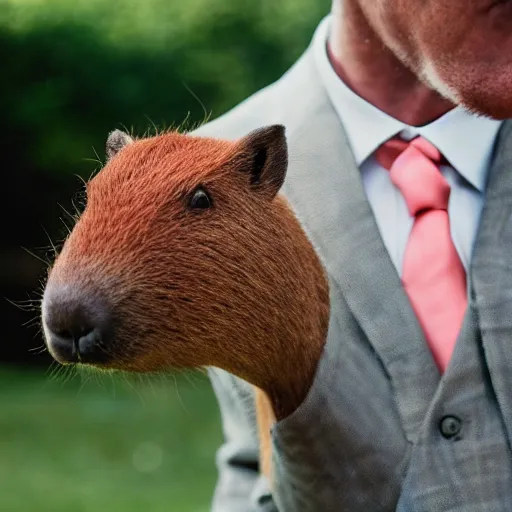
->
188, 187, 212, 210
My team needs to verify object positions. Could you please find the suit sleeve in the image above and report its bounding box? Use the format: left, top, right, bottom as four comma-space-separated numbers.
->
208, 368, 278, 512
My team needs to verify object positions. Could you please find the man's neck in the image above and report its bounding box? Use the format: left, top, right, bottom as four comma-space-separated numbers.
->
328, 2, 456, 127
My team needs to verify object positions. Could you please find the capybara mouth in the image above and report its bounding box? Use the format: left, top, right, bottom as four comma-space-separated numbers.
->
42, 281, 116, 367
44, 326, 114, 367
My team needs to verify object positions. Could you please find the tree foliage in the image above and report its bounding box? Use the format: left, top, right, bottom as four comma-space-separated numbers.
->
1, 0, 328, 177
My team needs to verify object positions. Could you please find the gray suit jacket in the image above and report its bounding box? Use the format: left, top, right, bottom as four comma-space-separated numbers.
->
195, 43, 512, 511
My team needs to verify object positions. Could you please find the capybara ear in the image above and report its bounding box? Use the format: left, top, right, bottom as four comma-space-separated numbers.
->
238, 125, 288, 199
106, 129, 134, 160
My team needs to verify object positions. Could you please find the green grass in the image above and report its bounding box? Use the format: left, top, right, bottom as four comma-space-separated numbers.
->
0, 366, 223, 512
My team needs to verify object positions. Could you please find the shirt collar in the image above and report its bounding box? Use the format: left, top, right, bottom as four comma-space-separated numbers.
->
312, 16, 503, 192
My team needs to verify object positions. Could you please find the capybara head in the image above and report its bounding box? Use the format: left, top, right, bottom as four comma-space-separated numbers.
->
41, 126, 329, 399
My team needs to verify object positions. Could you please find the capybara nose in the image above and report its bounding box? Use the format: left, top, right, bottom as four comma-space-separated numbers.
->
42, 284, 113, 364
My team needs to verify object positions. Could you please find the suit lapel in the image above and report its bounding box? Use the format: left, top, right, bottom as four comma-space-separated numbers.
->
471, 120, 512, 446
280, 51, 440, 441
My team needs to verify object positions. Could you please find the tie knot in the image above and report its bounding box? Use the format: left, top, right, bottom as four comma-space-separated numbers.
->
375, 136, 450, 217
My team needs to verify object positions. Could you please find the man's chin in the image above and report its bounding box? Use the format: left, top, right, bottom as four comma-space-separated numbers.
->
461, 96, 512, 122
443, 73, 512, 120
420, 58, 512, 120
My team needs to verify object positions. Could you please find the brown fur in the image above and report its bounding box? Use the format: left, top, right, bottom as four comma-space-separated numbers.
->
44, 127, 330, 481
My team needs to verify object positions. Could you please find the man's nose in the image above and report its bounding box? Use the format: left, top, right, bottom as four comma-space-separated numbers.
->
41, 283, 113, 365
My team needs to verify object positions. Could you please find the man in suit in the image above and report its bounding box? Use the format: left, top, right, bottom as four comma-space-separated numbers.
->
195, 1, 512, 510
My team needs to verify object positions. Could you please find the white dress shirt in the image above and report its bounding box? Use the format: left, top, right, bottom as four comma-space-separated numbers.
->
312, 16, 503, 274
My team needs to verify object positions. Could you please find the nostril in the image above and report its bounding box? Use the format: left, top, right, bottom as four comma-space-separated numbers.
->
76, 327, 105, 359
52, 328, 73, 342
53, 329, 73, 341
54, 326, 94, 342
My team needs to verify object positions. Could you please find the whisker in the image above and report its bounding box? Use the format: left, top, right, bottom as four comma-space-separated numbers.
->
59, 217, 72, 236
21, 246, 49, 266
40, 225, 58, 258
4, 297, 40, 312
76, 373, 92, 396
57, 202, 77, 223
29, 345, 47, 355
121, 372, 145, 406
21, 315, 41, 328
71, 197, 82, 218
181, 81, 211, 129
74, 173, 88, 188
83, 157, 102, 166
91, 146, 103, 168
30, 327, 43, 341
144, 114, 159, 137
172, 372, 190, 417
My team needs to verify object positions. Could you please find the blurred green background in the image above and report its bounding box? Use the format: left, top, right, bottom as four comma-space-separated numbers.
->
0, 0, 329, 510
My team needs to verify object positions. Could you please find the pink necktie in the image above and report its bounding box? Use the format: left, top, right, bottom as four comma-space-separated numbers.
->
375, 137, 467, 373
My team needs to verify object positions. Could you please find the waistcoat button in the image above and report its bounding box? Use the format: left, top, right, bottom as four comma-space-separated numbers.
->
440, 415, 462, 439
